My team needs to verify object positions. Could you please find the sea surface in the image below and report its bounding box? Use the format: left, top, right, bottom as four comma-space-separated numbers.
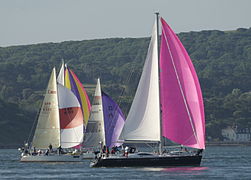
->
0, 146, 250, 179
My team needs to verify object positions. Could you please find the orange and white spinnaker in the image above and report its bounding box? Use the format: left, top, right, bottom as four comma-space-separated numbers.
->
58, 84, 84, 148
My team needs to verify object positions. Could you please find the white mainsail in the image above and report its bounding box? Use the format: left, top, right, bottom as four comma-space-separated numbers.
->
83, 78, 106, 148
119, 19, 160, 142
32, 68, 60, 149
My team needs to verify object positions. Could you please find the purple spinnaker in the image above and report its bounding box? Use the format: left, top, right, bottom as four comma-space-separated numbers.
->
160, 18, 205, 149
67, 68, 83, 108
102, 91, 125, 148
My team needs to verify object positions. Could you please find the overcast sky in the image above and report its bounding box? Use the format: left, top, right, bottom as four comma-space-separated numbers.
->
0, 0, 250, 47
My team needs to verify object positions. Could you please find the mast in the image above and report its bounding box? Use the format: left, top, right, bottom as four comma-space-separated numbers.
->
56, 67, 61, 148
155, 12, 162, 154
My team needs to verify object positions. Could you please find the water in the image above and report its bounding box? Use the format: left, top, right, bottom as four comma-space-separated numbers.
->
0, 146, 250, 179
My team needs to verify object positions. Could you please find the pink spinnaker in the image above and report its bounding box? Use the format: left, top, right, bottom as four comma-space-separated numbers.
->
160, 18, 205, 149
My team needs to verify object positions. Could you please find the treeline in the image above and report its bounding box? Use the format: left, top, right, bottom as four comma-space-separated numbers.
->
0, 27, 250, 145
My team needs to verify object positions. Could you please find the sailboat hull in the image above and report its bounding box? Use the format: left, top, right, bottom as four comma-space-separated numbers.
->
20, 154, 83, 162
82, 152, 95, 159
90, 154, 202, 167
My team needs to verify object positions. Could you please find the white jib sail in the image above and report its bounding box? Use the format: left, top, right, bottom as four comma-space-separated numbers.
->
32, 68, 61, 149
83, 78, 106, 148
119, 19, 160, 142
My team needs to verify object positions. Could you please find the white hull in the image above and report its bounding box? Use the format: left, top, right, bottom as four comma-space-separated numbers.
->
20, 154, 83, 162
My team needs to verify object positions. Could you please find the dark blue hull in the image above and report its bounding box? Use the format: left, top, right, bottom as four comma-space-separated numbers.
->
90, 155, 202, 167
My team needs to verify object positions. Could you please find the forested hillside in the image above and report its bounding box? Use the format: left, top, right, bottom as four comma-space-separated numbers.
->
0, 27, 250, 146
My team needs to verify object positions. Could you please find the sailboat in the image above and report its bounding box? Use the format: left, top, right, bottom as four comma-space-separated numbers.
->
90, 14, 205, 167
57, 62, 91, 131
20, 65, 91, 162
82, 78, 125, 159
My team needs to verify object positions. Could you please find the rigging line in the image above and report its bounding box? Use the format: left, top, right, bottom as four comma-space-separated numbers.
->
105, 62, 135, 136
85, 61, 137, 146
82, 119, 96, 146
85, 123, 105, 149
145, 143, 156, 152
182, 134, 197, 147
84, 101, 105, 147
106, 70, 142, 143
82, 84, 98, 145
163, 28, 200, 146
27, 106, 41, 147
29, 90, 60, 148
89, 64, 135, 146
93, 50, 143, 138
118, 62, 137, 110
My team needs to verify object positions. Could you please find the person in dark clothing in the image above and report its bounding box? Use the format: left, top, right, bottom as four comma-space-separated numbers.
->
105, 146, 109, 157
32, 147, 37, 155
102, 145, 106, 154
24, 149, 29, 155
196, 149, 203, 156
111, 146, 116, 154
58, 146, 62, 154
49, 144, 53, 152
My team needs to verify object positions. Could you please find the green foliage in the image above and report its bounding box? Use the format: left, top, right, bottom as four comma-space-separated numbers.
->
0, 27, 251, 145
0, 99, 34, 147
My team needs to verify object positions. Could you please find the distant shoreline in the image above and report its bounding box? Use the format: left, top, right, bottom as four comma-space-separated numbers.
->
206, 142, 251, 146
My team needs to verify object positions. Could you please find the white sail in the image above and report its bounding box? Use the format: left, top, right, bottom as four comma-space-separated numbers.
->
57, 61, 65, 85
119, 20, 160, 142
32, 68, 60, 149
58, 84, 84, 148
83, 78, 106, 148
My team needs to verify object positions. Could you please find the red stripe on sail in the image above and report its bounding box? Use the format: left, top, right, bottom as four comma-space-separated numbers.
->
59, 107, 83, 129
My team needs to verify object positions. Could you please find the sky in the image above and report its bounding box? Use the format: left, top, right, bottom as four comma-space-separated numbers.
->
0, 0, 250, 47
